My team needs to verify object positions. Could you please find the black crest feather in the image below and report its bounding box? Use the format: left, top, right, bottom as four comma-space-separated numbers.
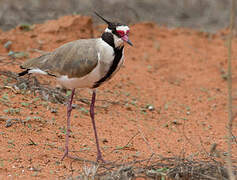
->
94, 12, 111, 25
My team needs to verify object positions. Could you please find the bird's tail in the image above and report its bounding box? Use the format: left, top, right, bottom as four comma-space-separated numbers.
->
18, 67, 29, 77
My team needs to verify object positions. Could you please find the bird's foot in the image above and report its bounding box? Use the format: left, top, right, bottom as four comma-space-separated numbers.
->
61, 152, 102, 163
96, 152, 106, 163
61, 147, 69, 161
61, 148, 107, 164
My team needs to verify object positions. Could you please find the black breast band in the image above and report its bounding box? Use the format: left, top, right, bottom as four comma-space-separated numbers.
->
93, 32, 124, 88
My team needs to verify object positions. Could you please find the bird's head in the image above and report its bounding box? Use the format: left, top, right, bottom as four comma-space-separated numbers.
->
95, 12, 133, 48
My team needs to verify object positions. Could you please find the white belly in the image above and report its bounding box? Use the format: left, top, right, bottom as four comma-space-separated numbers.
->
57, 61, 103, 89
57, 54, 124, 89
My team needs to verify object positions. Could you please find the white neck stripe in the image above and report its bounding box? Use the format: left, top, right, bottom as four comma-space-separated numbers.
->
116, 26, 129, 32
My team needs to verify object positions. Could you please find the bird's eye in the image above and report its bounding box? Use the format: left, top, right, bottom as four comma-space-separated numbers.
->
116, 30, 125, 37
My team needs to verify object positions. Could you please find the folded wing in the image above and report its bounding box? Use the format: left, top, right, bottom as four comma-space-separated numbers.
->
20, 39, 99, 78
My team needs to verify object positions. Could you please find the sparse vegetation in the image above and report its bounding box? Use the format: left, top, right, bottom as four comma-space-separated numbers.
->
0, 7, 236, 179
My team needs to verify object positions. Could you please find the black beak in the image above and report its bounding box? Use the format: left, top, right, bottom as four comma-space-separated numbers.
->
121, 35, 133, 46
127, 39, 133, 46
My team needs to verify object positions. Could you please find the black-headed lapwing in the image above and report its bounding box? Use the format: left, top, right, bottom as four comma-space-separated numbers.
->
18, 12, 133, 162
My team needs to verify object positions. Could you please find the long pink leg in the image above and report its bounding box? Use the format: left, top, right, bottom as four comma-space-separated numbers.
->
90, 90, 105, 162
61, 88, 75, 161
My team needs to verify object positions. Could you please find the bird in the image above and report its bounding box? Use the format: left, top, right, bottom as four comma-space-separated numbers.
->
18, 12, 133, 162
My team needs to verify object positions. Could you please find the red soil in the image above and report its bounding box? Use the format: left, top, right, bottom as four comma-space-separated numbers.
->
0, 15, 236, 179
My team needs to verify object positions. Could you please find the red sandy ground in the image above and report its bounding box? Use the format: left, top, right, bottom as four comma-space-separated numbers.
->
0, 15, 236, 179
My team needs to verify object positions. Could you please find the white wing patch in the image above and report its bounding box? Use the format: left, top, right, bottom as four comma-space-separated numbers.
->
28, 68, 47, 75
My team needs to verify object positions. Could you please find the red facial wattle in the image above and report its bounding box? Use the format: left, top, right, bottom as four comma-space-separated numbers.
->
117, 30, 125, 37
116, 30, 133, 46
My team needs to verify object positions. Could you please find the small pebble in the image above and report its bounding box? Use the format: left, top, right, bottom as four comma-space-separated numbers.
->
172, 120, 178, 124
50, 109, 57, 113
102, 138, 108, 143
8, 51, 15, 57
5, 119, 14, 128
72, 104, 78, 109
4, 41, 12, 50
147, 105, 154, 111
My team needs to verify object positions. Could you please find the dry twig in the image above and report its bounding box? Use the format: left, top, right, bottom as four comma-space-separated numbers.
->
226, 0, 236, 179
